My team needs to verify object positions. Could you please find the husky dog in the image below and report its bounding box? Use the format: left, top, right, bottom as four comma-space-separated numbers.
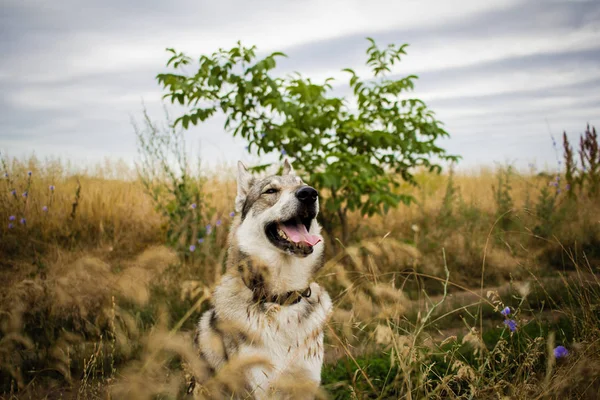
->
191, 160, 332, 399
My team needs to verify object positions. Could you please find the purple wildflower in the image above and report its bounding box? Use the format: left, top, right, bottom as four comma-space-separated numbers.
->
503, 319, 517, 332
216, 219, 222, 226
500, 307, 511, 316
565, 184, 570, 191
22, 191, 28, 198
10, 189, 16, 196
229, 211, 235, 217
281, 148, 287, 156
42, 206, 48, 212
8, 215, 16, 221
3, 173, 8, 178
189, 244, 196, 252
8, 223, 14, 229
19, 217, 26, 225
191, 203, 197, 209
245, 145, 249, 151
49, 185, 55, 191
27, 171, 32, 176
554, 345, 569, 359
198, 238, 204, 244
206, 224, 212, 235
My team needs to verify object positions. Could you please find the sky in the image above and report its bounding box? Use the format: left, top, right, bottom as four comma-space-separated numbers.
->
1, 0, 599, 172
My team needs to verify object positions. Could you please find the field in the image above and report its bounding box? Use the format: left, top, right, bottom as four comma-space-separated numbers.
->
1, 130, 600, 399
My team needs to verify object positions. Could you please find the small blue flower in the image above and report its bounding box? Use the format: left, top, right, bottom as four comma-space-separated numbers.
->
8, 223, 14, 229
27, 171, 32, 176
554, 345, 569, 358
216, 219, 222, 226
565, 184, 571, 191
198, 238, 204, 244
500, 307, 511, 316
4, 173, 8, 178
8, 215, 16, 221
191, 203, 197, 209
10, 189, 16, 196
245, 145, 249, 151
42, 206, 48, 212
229, 211, 235, 217
189, 244, 196, 252
281, 147, 286, 156
261, 133, 266, 138
503, 319, 517, 332
206, 224, 212, 234
22, 191, 28, 198
19, 217, 26, 225
49, 185, 55, 191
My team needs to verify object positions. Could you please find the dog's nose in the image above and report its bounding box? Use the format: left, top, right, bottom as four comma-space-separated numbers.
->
296, 186, 318, 204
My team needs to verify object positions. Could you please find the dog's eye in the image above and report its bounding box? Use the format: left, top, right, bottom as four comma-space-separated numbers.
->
263, 188, 278, 195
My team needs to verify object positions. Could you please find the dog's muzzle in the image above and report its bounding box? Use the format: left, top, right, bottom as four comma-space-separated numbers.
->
264, 186, 321, 257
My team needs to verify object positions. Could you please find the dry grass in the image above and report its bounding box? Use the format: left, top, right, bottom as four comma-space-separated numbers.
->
1, 156, 599, 399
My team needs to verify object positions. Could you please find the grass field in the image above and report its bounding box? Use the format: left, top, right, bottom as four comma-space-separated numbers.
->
1, 135, 600, 399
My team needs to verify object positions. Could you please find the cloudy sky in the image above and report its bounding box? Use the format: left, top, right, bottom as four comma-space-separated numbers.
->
1, 0, 599, 172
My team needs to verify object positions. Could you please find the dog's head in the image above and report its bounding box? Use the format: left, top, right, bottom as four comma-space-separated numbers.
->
234, 159, 324, 262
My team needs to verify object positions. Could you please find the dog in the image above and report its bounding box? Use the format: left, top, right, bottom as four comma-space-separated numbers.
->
190, 159, 332, 399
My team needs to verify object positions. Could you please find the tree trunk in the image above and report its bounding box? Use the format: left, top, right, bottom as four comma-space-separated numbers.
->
338, 207, 349, 245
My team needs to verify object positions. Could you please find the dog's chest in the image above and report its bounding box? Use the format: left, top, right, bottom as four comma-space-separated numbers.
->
240, 291, 331, 396
254, 301, 325, 362
212, 279, 332, 392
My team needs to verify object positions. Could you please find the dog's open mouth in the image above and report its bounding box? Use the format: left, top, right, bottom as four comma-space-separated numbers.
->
265, 217, 321, 256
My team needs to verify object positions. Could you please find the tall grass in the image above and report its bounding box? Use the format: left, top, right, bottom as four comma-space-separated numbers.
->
1, 136, 599, 398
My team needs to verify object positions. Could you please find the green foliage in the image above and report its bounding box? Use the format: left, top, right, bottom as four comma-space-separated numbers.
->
578, 124, 600, 195
156, 39, 459, 242
134, 109, 214, 253
492, 166, 514, 231
533, 186, 557, 238
562, 131, 578, 197
438, 166, 457, 226
322, 354, 399, 399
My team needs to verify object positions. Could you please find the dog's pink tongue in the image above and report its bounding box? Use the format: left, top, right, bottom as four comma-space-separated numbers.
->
281, 223, 321, 246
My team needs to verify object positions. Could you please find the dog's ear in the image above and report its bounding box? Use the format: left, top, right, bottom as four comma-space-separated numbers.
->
235, 161, 253, 213
282, 159, 294, 175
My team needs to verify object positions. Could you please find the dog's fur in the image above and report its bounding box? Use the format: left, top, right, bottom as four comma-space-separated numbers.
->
191, 160, 332, 399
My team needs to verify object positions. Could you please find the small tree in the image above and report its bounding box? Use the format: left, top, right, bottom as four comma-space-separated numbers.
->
579, 124, 600, 196
134, 109, 214, 253
156, 39, 459, 243
562, 131, 577, 197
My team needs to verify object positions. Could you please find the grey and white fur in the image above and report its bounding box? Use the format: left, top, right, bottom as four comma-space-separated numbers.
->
190, 159, 332, 399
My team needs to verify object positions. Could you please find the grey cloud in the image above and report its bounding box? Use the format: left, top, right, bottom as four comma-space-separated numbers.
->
276, 0, 600, 74
427, 76, 600, 110
1, 0, 600, 170
418, 48, 600, 88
